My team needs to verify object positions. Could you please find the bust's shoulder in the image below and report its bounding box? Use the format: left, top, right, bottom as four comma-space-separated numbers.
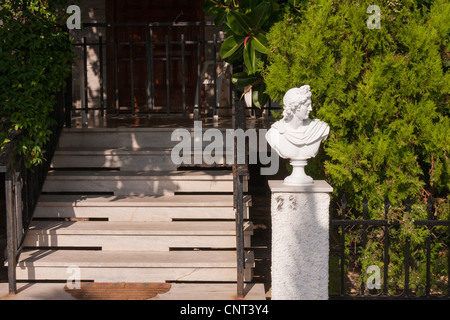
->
270, 120, 288, 134
309, 119, 330, 131
309, 118, 328, 126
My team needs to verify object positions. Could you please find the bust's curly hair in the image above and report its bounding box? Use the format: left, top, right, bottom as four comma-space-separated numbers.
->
282, 85, 312, 121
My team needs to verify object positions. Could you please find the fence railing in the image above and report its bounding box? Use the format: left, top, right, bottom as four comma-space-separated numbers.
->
232, 84, 249, 299
0, 92, 66, 295
329, 195, 450, 300
67, 22, 280, 124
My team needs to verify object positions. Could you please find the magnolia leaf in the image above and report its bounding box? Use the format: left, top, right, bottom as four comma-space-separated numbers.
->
243, 40, 263, 74
252, 33, 270, 54
231, 72, 259, 87
220, 35, 244, 61
250, 1, 271, 31
227, 11, 253, 36
252, 81, 268, 109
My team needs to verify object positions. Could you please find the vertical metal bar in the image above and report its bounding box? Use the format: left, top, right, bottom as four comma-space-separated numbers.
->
404, 196, 411, 297
99, 36, 104, 116
83, 37, 88, 115
448, 221, 450, 299
340, 194, 347, 296
448, 207, 450, 299
14, 172, 23, 247
181, 34, 186, 116
234, 172, 245, 299
129, 35, 135, 115
149, 27, 155, 110
213, 33, 218, 118
65, 69, 73, 128
114, 36, 120, 114
229, 64, 233, 111
361, 196, 368, 295
5, 171, 17, 295
165, 34, 170, 115
383, 196, 390, 296
195, 35, 201, 120
425, 195, 433, 297
65, 32, 73, 128
233, 89, 246, 299
145, 25, 151, 110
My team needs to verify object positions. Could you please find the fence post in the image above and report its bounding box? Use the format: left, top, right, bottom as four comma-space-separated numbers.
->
268, 180, 333, 300
5, 170, 17, 295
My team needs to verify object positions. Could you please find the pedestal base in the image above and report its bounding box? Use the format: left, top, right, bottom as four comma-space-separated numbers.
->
269, 180, 333, 300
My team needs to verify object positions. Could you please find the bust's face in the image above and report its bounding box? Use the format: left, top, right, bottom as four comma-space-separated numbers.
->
295, 100, 313, 121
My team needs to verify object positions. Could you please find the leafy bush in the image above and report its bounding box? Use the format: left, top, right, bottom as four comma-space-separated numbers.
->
0, 0, 73, 168
264, 0, 449, 294
264, 0, 449, 203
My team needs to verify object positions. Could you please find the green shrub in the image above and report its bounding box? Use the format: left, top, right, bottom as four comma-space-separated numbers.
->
265, 0, 449, 203
0, 0, 74, 168
264, 0, 449, 293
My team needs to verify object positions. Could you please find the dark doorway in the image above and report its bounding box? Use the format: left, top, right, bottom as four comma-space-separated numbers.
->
106, 0, 205, 114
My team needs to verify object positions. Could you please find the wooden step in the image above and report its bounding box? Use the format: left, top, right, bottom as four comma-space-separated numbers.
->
51, 148, 178, 171
34, 194, 251, 221
58, 128, 182, 149
14, 250, 254, 282
24, 221, 253, 251
42, 170, 247, 196
57, 127, 236, 149
51, 148, 233, 171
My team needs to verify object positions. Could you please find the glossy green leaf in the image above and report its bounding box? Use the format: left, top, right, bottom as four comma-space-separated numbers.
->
243, 39, 261, 74
227, 11, 253, 36
252, 33, 270, 54
231, 72, 259, 87
252, 81, 268, 109
250, 1, 271, 31
220, 35, 245, 61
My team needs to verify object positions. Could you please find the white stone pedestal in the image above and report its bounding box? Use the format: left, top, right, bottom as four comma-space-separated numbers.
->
269, 180, 333, 300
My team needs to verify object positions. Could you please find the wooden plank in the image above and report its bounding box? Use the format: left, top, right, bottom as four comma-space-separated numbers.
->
24, 221, 254, 251
16, 250, 255, 268
37, 194, 251, 207
23, 234, 253, 251
27, 221, 254, 236
45, 170, 236, 180
34, 195, 251, 221
16, 266, 254, 282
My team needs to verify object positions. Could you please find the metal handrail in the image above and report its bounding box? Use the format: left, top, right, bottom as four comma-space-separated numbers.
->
1, 92, 67, 295
232, 84, 249, 299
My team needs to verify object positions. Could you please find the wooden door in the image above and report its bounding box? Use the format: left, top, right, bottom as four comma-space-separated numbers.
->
107, 0, 205, 114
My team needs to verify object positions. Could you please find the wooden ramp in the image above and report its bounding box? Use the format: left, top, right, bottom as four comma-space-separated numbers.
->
10, 127, 266, 300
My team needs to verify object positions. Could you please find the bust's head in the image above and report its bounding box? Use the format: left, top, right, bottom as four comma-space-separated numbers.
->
282, 85, 313, 122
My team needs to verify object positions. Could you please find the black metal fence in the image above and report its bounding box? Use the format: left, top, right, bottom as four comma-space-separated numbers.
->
67, 22, 280, 123
329, 195, 450, 299
0, 92, 67, 294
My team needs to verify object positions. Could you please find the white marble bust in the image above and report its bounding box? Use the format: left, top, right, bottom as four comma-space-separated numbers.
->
266, 86, 330, 185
